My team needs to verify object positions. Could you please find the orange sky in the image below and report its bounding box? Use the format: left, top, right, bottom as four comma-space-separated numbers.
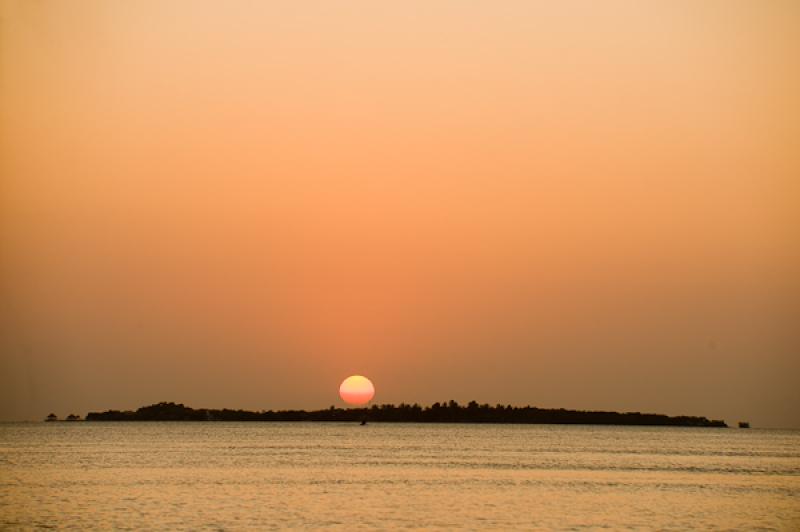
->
1, 1, 798, 426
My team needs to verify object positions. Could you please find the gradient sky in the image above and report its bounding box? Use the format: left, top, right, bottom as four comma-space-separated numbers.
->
1, 1, 798, 427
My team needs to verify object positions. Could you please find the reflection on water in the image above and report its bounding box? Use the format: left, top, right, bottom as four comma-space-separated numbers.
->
1, 423, 798, 529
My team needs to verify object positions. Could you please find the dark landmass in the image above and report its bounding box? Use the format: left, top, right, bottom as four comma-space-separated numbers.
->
85, 401, 727, 427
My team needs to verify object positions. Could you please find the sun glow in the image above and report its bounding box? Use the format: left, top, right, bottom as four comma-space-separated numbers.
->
339, 375, 375, 406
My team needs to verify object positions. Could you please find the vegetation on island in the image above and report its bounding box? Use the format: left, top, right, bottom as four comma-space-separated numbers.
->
44, 413, 82, 422
85, 401, 727, 427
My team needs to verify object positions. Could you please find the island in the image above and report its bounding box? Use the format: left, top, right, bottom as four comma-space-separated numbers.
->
85, 401, 727, 427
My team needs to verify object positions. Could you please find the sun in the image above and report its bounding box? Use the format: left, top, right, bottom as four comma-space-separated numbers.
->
339, 375, 375, 406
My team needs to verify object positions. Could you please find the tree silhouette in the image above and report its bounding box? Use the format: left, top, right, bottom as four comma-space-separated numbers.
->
85, 401, 727, 427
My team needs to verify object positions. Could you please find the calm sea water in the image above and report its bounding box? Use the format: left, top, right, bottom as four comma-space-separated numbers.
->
1, 422, 798, 530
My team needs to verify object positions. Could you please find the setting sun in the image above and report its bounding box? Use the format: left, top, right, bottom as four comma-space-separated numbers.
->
2, 1, 798, 528
339, 376, 375, 406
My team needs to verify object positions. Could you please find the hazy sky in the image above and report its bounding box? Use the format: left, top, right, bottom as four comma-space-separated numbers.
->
1, 1, 798, 427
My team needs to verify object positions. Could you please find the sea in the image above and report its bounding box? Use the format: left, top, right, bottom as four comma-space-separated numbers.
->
1, 422, 798, 530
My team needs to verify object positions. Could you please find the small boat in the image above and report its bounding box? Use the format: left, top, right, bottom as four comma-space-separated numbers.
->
360, 419, 367, 426
738, 421, 750, 428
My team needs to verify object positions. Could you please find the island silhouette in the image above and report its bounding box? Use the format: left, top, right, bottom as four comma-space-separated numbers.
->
84, 401, 727, 427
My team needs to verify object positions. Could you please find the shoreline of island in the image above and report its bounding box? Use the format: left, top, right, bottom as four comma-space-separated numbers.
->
78, 401, 728, 427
